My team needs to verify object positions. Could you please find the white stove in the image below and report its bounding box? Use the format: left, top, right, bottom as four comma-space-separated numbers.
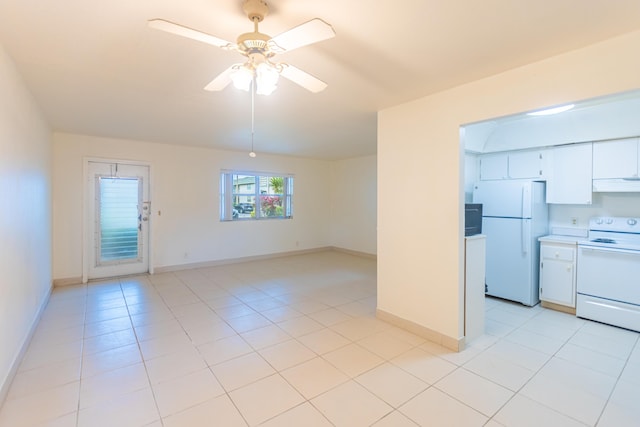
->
577, 217, 640, 332
581, 217, 640, 251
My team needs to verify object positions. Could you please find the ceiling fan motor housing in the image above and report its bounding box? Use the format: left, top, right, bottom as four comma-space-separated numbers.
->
243, 0, 269, 23
238, 0, 274, 57
237, 31, 271, 52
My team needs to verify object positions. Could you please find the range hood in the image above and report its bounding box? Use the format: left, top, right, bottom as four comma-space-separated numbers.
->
593, 178, 640, 192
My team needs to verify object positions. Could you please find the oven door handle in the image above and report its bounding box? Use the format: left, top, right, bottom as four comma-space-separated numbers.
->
579, 245, 640, 256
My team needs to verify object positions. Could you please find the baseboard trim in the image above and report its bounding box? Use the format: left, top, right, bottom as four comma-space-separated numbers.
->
154, 246, 339, 274
53, 276, 83, 287
541, 300, 576, 315
331, 246, 377, 260
0, 285, 52, 406
54, 247, 377, 282
376, 308, 464, 352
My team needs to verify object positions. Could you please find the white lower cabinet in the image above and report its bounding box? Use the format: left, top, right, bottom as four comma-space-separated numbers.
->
539, 240, 576, 309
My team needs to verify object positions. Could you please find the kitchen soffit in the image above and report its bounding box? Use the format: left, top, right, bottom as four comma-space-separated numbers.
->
464, 89, 640, 153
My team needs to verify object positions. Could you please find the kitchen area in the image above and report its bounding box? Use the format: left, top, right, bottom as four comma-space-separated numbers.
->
463, 89, 640, 336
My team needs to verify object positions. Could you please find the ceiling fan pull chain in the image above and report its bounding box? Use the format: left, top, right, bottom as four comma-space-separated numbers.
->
249, 79, 257, 157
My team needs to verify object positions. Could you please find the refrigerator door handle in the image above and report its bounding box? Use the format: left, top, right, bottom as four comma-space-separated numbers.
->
522, 219, 529, 254
521, 184, 532, 217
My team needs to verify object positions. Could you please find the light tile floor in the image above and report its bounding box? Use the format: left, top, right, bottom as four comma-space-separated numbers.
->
1, 251, 639, 426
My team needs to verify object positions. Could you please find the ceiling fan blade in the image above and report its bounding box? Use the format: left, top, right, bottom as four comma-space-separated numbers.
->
280, 64, 328, 93
204, 66, 238, 91
148, 19, 235, 49
269, 18, 335, 53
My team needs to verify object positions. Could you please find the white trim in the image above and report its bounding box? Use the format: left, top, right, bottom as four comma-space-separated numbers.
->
154, 246, 334, 273
376, 308, 465, 352
220, 168, 294, 178
53, 277, 83, 287
331, 246, 377, 260
83, 157, 153, 283
152, 246, 374, 274
0, 286, 52, 406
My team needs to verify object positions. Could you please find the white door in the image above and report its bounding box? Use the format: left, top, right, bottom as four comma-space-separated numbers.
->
473, 180, 531, 218
479, 153, 508, 180
483, 217, 532, 304
88, 161, 150, 280
546, 143, 593, 205
592, 138, 638, 179
577, 246, 640, 305
539, 244, 576, 307
508, 150, 543, 179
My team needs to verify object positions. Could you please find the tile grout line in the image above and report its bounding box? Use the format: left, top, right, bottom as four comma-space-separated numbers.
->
593, 331, 640, 427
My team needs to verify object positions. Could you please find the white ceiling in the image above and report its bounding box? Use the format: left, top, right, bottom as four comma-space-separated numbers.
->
1, 1, 640, 160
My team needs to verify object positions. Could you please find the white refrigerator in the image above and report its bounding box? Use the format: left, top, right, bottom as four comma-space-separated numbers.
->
472, 180, 548, 306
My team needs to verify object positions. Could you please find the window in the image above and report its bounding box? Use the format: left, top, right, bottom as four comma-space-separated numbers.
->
220, 171, 293, 221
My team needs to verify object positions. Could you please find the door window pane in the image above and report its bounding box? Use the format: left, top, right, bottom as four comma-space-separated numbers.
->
98, 177, 140, 263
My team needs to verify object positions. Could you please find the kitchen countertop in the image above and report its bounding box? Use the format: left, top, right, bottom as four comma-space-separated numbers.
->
539, 234, 589, 245
464, 234, 486, 241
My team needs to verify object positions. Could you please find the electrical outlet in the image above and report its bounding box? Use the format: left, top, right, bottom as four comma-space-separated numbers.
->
571, 217, 578, 226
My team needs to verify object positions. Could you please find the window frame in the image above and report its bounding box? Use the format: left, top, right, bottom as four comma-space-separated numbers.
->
220, 170, 294, 221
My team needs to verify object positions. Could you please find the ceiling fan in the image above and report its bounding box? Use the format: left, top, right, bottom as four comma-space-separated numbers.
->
148, 0, 335, 95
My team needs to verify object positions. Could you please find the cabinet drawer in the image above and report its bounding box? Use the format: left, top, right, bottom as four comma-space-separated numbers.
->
541, 245, 574, 262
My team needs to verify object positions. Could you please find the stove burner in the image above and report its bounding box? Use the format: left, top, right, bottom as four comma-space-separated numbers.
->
591, 238, 616, 244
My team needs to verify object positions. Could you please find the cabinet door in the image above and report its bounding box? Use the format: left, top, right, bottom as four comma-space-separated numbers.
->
546, 143, 592, 204
508, 150, 544, 179
479, 153, 508, 180
540, 244, 576, 307
593, 139, 638, 179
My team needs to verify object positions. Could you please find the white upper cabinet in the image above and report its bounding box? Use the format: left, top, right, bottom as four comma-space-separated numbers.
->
546, 143, 592, 205
479, 149, 545, 180
508, 150, 545, 179
479, 153, 508, 180
593, 138, 640, 179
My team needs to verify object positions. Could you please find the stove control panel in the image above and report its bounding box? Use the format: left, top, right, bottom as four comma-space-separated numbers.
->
590, 217, 640, 233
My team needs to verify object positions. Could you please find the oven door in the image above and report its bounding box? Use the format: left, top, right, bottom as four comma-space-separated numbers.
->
577, 245, 640, 305
577, 245, 640, 332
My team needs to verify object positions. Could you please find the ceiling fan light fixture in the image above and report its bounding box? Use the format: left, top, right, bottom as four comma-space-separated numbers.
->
255, 62, 279, 95
527, 104, 575, 116
149, 0, 335, 94
230, 65, 253, 91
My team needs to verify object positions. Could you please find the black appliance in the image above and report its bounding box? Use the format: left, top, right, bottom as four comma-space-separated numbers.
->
465, 203, 483, 236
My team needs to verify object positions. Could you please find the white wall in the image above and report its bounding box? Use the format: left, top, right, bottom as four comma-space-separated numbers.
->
330, 155, 377, 255
52, 133, 341, 280
378, 30, 640, 346
550, 193, 640, 231
0, 45, 52, 399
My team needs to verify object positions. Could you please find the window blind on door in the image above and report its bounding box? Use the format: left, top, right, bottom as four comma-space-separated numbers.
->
98, 177, 140, 263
